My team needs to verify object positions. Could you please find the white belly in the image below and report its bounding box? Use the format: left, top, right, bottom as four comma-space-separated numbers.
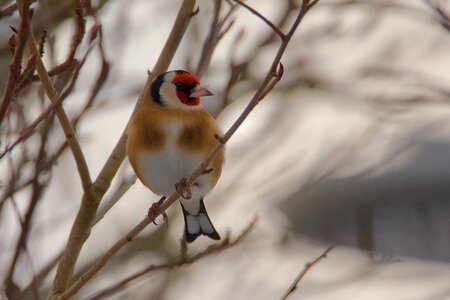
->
138, 121, 212, 202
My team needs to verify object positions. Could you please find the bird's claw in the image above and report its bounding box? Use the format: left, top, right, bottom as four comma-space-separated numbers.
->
148, 196, 168, 226
214, 133, 226, 144
175, 177, 192, 199
202, 168, 213, 175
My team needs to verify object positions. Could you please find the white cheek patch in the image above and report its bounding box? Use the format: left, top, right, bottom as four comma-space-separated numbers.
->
158, 73, 203, 110
159, 82, 185, 109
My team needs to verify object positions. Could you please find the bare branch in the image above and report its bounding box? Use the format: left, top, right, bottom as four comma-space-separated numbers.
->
29, 0, 86, 81
13, 2, 97, 297
195, 0, 237, 77
280, 245, 335, 300
7, 192, 41, 300
0, 0, 37, 19
4, 114, 53, 295
0, 0, 31, 125
93, 175, 137, 226
232, 0, 286, 39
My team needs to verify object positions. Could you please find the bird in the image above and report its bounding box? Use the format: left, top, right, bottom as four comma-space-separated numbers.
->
127, 70, 224, 243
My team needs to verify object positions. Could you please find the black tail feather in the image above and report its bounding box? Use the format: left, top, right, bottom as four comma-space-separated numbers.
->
181, 198, 221, 243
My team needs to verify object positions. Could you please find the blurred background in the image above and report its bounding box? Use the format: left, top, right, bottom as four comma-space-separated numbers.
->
1, 0, 450, 299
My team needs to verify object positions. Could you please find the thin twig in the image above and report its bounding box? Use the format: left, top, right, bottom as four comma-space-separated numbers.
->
195, 0, 236, 77
19, 251, 63, 300
4, 114, 53, 294
0, 139, 68, 206
72, 23, 110, 128
14, 2, 97, 297
60, 1, 319, 299
0, 58, 82, 160
30, 0, 86, 81
0, 0, 37, 19
7, 193, 41, 300
280, 245, 335, 300
87, 219, 257, 300
93, 175, 137, 226
232, 0, 286, 39
0, 0, 31, 125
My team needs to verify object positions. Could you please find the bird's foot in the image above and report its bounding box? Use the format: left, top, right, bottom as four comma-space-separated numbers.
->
175, 177, 192, 199
214, 133, 226, 144
202, 168, 213, 175
148, 196, 168, 226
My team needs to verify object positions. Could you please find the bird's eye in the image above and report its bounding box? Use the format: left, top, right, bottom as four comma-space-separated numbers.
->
175, 82, 187, 90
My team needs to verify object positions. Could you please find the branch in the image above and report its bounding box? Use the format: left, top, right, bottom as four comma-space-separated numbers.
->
29, 0, 86, 81
280, 245, 335, 300
93, 175, 137, 226
17, 0, 95, 198
0, 59, 81, 160
0, 0, 31, 125
87, 219, 257, 300
7, 191, 40, 300
0, 0, 37, 19
195, 0, 237, 77
60, 1, 319, 298
232, 0, 286, 39
48, 0, 198, 298
14, 1, 97, 297
424, 0, 450, 31
4, 114, 53, 295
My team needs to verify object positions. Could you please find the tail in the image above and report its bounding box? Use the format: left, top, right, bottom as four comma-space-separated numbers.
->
180, 198, 221, 243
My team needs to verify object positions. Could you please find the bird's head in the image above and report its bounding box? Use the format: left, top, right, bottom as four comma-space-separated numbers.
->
151, 70, 213, 109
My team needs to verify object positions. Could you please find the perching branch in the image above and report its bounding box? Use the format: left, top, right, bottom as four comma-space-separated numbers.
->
48, 0, 198, 298
59, 1, 319, 298
280, 245, 335, 300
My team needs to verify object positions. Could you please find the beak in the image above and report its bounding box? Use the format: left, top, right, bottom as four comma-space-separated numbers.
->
190, 86, 213, 98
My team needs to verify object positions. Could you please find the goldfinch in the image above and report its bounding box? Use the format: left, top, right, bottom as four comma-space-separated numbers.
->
127, 70, 224, 243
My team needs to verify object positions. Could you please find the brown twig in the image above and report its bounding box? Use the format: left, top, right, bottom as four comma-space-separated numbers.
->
0, 58, 82, 160
195, 0, 237, 77
280, 245, 335, 300
0, 0, 31, 125
30, 0, 85, 81
219, 0, 298, 108
7, 191, 41, 300
93, 175, 137, 226
19, 251, 63, 299
0, 0, 37, 19
60, 1, 319, 299
4, 113, 53, 295
0, 139, 68, 206
72, 24, 110, 128
87, 218, 256, 300
424, 0, 450, 30
12, 2, 97, 297
0, 31, 95, 160
232, 0, 286, 39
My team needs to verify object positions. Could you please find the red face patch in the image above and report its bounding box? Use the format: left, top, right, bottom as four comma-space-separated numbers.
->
176, 90, 200, 106
172, 72, 201, 106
